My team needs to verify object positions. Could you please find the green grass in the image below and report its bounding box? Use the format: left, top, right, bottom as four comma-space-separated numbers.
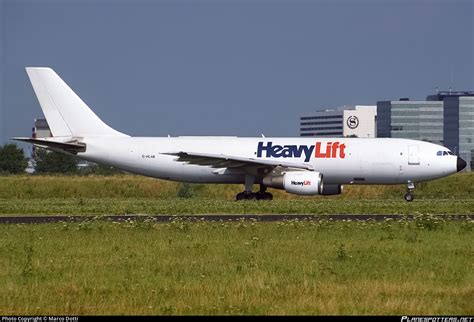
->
0, 173, 472, 215
0, 218, 472, 315
0, 198, 473, 215
0, 172, 473, 200
0, 174, 472, 315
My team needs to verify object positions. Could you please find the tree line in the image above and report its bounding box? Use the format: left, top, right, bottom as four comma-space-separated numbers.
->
0, 143, 122, 175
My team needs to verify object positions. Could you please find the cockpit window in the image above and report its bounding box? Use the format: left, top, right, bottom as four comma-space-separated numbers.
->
437, 150, 455, 156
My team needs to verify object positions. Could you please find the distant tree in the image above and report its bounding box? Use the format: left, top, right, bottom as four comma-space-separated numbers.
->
0, 144, 28, 174
34, 148, 78, 174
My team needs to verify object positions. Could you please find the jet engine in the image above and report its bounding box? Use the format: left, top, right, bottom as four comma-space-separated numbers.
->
263, 171, 323, 196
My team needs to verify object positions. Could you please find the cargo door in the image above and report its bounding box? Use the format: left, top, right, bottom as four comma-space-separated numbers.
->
408, 145, 420, 165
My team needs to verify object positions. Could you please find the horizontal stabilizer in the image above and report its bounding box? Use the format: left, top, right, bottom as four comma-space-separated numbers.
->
11, 137, 86, 154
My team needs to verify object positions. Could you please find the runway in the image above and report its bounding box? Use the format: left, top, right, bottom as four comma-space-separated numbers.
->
0, 214, 472, 224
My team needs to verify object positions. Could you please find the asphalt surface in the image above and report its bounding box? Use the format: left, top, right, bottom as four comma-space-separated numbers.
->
0, 214, 472, 224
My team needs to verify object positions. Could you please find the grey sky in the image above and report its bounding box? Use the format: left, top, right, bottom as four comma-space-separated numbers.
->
1, 0, 473, 145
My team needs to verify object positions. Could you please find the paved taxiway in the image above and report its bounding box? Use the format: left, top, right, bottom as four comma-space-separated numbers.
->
0, 214, 472, 224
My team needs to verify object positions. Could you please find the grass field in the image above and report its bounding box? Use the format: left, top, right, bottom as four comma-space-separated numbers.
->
0, 218, 472, 315
0, 174, 472, 315
1, 198, 474, 215
1, 173, 474, 199
0, 173, 473, 215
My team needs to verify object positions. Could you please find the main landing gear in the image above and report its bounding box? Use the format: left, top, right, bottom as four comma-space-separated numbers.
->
236, 176, 273, 201
404, 182, 415, 202
235, 190, 273, 201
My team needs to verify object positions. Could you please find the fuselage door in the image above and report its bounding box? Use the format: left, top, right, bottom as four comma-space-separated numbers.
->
408, 145, 420, 165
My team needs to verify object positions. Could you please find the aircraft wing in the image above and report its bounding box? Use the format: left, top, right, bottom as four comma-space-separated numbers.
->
163, 151, 314, 171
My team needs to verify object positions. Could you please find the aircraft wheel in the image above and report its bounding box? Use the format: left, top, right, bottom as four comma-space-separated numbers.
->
257, 192, 273, 201
236, 192, 246, 201
404, 192, 414, 202
236, 192, 258, 201
246, 193, 257, 200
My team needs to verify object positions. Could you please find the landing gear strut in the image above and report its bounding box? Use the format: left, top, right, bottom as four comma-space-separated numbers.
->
404, 182, 415, 202
235, 176, 273, 201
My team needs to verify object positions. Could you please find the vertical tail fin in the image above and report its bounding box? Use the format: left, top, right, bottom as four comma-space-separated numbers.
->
26, 67, 128, 137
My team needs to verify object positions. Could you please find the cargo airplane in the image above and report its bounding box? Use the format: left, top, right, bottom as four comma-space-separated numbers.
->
13, 68, 467, 201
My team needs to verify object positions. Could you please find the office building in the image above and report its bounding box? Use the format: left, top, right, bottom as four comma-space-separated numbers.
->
377, 91, 474, 171
32, 118, 51, 139
31, 118, 51, 159
300, 105, 377, 138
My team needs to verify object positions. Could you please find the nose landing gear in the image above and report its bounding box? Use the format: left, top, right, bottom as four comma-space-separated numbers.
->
404, 182, 415, 202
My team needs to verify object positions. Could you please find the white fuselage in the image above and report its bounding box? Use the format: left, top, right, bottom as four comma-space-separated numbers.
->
77, 137, 458, 185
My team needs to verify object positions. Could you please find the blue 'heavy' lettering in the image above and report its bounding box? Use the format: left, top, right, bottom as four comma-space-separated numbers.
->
256, 142, 314, 162
257, 141, 271, 158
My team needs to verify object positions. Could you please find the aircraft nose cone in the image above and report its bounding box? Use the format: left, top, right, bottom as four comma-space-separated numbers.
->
457, 157, 467, 172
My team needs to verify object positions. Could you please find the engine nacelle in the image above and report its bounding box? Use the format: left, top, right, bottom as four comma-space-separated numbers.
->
320, 184, 343, 196
263, 171, 323, 196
